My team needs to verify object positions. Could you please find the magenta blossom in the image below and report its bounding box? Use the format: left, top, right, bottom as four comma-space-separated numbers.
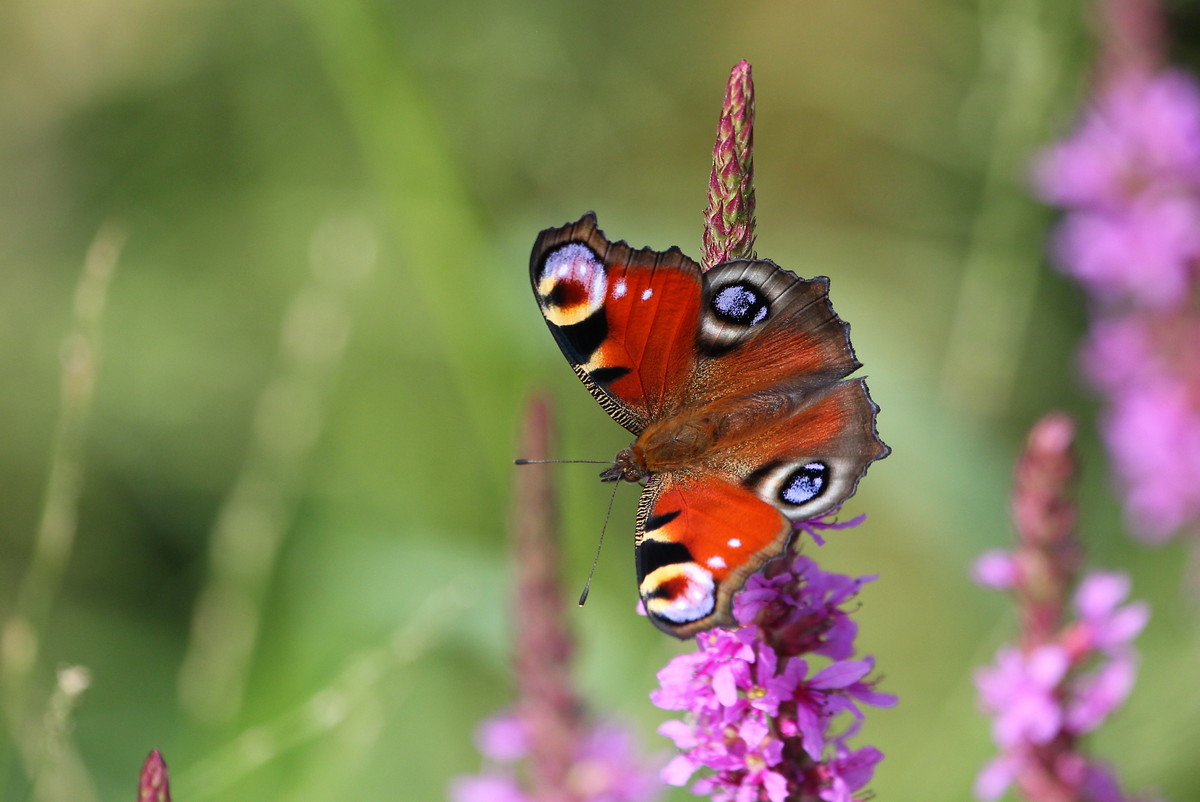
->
653, 548, 894, 802
451, 711, 662, 802
1035, 66, 1200, 543
973, 559, 1149, 802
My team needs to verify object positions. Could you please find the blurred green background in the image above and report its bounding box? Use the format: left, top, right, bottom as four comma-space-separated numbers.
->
2, 0, 1199, 799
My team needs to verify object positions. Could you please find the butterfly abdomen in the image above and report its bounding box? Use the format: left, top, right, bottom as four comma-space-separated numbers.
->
635, 415, 719, 472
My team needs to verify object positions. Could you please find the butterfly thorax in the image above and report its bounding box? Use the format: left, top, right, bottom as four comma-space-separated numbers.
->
600, 407, 736, 486
638, 388, 805, 470
634, 412, 721, 472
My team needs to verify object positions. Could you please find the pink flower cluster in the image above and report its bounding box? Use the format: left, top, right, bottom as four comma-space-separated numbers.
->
973, 562, 1150, 801
449, 711, 662, 802
1035, 70, 1200, 542
651, 552, 894, 802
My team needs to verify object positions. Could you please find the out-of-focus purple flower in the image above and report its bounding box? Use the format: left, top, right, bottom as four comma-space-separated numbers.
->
1050, 197, 1200, 307
1034, 71, 1200, 212
574, 723, 666, 802
449, 773, 527, 802
973, 572, 1148, 802
653, 549, 894, 802
453, 711, 662, 802
1077, 312, 1200, 542
476, 712, 530, 762
1036, 54, 1200, 543
972, 414, 1152, 802
453, 398, 663, 802
1080, 318, 1150, 394
1098, 375, 1200, 541
976, 645, 1068, 748
972, 549, 1020, 590
976, 570, 1148, 752
1071, 572, 1150, 653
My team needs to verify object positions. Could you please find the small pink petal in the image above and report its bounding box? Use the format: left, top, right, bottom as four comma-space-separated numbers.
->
1074, 572, 1130, 618
811, 660, 871, 690
713, 664, 740, 706
1102, 601, 1151, 646
973, 550, 1019, 589
1027, 645, 1069, 686
658, 719, 698, 749
662, 754, 697, 786
475, 713, 528, 762
974, 756, 1017, 801
763, 768, 790, 802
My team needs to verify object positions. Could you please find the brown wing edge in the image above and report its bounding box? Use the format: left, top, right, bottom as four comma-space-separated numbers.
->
530, 213, 703, 297
832, 375, 891, 508
741, 376, 890, 523
699, 259, 863, 388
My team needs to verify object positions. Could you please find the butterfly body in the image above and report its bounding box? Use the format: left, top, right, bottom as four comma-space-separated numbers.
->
530, 213, 887, 638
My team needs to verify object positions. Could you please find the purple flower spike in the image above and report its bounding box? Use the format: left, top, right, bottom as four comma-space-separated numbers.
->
452, 398, 661, 802
1035, 0, 1200, 544
653, 547, 892, 802
973, 413, 1152, 802
702, 61, 757, 270
663, 56, 892, 802
137, 750, 171, 802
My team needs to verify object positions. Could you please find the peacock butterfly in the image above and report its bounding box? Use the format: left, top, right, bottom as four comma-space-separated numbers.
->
529, 213, 888, 638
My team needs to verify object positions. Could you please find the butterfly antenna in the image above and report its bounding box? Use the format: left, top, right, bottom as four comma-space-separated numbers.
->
578, 477, 621, 607
513, 458, 611, 466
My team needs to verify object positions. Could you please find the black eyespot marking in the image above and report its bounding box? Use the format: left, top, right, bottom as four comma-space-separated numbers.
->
780, 462, 829, 506
589, 365, 631, 386
643, 509, 681, 532
550, 308, 608, 363
743, 459, 785, 490
712, 283, 769, 326
636, 538, 692, 581
545, 282, 575, 308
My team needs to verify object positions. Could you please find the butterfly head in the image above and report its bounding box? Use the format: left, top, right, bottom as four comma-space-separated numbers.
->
599, 447, 648, 484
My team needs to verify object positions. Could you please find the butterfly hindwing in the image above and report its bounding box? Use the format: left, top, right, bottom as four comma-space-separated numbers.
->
531, 214, 703, 433
634, 379, 887, 638
635, 472, 791, 638
730, 378, 888, 520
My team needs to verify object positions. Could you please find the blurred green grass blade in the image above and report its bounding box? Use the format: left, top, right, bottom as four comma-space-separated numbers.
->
178, 225, 374, 726
292, 0, 513, 471
1, 226, 122, 793
174, 575, 471, 800
938, 0, 1073, 418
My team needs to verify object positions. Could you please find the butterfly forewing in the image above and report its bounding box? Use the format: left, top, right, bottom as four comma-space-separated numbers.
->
530, 213, 703, 433
690, 259, 862, 403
